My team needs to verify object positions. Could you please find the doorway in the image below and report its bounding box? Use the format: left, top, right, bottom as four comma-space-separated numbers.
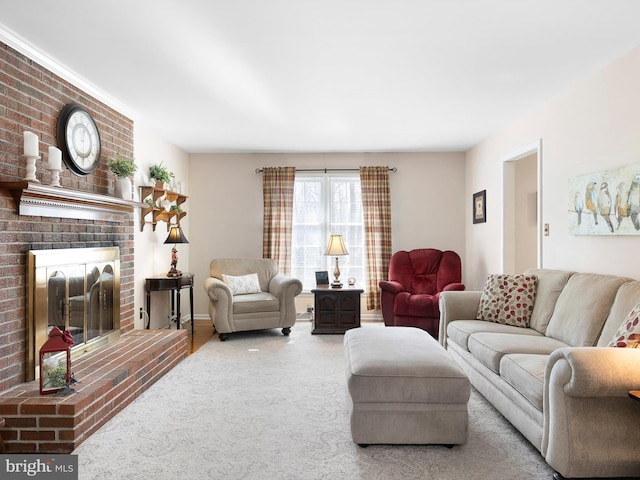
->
502, 140, 542, 274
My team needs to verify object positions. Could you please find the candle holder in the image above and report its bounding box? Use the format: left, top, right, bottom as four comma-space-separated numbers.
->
48, 167, 62, 187
23, 154, 41, 183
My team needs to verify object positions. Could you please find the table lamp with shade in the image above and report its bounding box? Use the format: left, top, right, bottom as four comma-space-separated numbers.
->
324, 234, 349, 288
165, 224, 188, 277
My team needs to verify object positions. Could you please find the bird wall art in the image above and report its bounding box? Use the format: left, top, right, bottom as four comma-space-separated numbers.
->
569, 163, 640, 235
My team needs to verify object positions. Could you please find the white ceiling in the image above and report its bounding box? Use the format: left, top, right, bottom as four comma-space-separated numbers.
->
1, 0, 640, 153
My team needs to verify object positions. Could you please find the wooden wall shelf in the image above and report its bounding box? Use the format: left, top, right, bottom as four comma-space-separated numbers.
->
0, 181, 146, 222
139, 186, 188, 231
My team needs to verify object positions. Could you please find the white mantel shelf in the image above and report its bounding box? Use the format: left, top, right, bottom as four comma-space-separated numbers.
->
0, 181, 146, 222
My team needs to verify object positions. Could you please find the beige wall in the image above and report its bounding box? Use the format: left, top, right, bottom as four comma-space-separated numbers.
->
133, 45, 640, 319
465, 45, 640, 289
188, 152, 466, 318
134, 123, 190, 328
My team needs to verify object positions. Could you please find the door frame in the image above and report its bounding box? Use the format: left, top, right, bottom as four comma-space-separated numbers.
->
501, 139, 543, 273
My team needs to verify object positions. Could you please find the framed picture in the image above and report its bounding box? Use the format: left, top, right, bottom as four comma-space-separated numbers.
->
315, 271, 329, 286
473, 190, 486, 224
568, 162, 640, 235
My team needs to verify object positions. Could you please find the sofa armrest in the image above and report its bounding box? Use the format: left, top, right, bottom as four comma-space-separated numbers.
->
542, 347, 640, 478
269, 274, 302, 326
378, 280, 404, 294
203, 277, 231, 302
268, 274, 303, 299
545, 347, 640, 398
438, 291, 482, 346
203, 277, 233, 331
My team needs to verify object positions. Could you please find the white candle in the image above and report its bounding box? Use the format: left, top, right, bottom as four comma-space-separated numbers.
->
24, 131, 39, 157
48, 146, 62, 170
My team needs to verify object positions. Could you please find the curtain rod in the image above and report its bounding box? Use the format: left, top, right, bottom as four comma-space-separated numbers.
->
255, 167, 397, 174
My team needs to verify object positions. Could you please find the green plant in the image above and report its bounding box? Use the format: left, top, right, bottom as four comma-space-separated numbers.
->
170, 204, 183, 214
145, 198, 156, 209
149, 163, 173, 184
108, 153, 137, 178
42, 358, 68, 389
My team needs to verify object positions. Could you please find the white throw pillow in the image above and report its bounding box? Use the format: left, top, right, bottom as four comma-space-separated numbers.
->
222, 273, 261, 295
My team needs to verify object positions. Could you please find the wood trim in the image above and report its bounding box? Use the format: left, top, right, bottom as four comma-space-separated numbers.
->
0, 181, 146, 222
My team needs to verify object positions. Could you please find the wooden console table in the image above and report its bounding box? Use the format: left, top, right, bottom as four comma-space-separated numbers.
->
145, 273, 194, 334
311, 286, 363, 334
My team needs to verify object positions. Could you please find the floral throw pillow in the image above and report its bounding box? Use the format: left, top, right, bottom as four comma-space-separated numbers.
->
608, 304, 640, 348
476, 274, 537, 328
222, 273, 262, 295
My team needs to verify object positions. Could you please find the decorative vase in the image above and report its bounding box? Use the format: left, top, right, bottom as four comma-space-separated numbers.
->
115, 177, 132, 200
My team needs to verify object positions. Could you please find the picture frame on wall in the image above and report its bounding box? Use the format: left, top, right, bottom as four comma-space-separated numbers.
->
473, 190, 486, 224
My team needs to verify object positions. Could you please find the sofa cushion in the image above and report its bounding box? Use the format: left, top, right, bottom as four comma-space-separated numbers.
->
499, 354, 547, 410
468, 332, 568, 374
598, 281, 640, 347
476, 274, 537, 327
607, 303, 640, 348
223, 273, 262, 295
447, 320, 543, 352
232, 292, 280, 314
545, 273, 626, 347
524, 268, 574, 334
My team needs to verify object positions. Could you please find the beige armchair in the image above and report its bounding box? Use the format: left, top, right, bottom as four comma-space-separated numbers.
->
203, 258, 302, 341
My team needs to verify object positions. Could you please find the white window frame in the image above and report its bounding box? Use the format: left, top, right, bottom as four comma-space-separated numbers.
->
291, 172, 366, 292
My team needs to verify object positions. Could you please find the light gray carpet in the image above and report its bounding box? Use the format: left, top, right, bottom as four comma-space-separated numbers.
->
73, 322, 554, 480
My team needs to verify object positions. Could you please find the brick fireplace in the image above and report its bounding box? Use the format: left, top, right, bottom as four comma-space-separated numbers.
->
0, 41, 137, 394
0, 41, 188, 452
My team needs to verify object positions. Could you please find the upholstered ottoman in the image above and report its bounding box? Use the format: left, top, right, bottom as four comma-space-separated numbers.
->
344, 326, 470, 446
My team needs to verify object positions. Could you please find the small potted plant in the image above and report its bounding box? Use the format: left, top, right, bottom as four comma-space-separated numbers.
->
149, 163, 173, 189
108, 153, 137, 200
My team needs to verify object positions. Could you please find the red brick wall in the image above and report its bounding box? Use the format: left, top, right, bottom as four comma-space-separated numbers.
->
0, 42, 136, 392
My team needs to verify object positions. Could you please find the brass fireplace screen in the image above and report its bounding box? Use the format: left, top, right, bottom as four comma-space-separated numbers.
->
27, 247, 121, 381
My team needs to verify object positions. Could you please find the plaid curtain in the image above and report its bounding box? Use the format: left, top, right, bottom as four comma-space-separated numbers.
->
359, 166, 392, 310
262, 167, 295, 274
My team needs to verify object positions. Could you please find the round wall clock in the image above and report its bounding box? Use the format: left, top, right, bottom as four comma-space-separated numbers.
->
56, 103, 102, 176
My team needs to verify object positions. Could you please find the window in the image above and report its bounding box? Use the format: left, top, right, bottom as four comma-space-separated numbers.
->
292, 174, 365, 291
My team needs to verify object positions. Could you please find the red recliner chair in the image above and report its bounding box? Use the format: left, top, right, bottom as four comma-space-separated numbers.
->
379, 249, 465, 337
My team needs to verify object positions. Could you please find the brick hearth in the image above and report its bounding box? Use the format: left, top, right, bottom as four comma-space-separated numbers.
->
0, 329, 187, 453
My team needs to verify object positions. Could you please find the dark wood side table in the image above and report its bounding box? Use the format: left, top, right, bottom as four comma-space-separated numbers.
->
311, 286, 363, 334
145, 273, 194, 334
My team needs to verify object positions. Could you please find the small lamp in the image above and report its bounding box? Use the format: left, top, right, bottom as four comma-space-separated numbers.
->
324, 234, 349, 288
39, 326, 74, 395
165, 224, 189, 277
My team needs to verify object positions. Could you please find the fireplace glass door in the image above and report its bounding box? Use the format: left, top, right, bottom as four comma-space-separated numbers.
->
47, 262, 115, 346
27, 247, 121, 381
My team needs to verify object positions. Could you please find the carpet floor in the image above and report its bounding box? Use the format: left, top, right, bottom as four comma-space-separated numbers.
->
73, 322, 554, 480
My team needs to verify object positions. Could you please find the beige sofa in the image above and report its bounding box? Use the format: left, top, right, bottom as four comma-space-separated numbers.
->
439, 268, 640, 479
204, 258, 302, 341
